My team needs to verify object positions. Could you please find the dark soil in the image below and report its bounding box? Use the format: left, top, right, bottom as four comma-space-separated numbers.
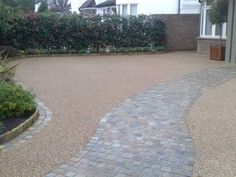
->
0, 111, 35, 135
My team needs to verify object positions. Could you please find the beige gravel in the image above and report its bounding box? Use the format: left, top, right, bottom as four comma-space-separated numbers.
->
0, 52, 222, 177
187, 78, 236, 177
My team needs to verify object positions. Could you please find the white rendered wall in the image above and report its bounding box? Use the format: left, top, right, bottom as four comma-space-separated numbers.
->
74, 0, 200, 14
180, 0, 200, 14
116, 0, 200, 15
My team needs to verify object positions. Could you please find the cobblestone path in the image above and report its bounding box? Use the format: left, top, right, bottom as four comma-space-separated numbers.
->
46, 66, 236, 177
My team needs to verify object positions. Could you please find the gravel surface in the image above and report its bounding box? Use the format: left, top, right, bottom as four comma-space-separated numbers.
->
0, 52, 221, 177
187, 77, 236, 177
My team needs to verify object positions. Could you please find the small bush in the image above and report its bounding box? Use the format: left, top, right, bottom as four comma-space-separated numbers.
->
0, 13, 166, 53
0, 122, 4, 134
0, 81, 36, 121
78, 49, 87, 54
0, 46, 17, 58
154, 46, 166, 51
0, 52, 18, 82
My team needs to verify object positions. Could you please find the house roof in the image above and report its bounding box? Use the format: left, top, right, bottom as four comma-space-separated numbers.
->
96, 0, 116, 8
79, 0, 96, 10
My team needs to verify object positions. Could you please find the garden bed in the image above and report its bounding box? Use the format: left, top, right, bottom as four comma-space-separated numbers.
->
0, 111, 36, 135
0, 109, 39, 144
0, 81, 37, 144
5, 46, 166, 60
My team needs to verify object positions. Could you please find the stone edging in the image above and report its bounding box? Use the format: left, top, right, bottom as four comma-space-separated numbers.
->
0, 80, 52, 152
0, 109, 39, 144
9, 51, 167, 61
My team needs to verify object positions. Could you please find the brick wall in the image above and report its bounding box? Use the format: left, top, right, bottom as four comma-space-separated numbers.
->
154, 14, 200, 51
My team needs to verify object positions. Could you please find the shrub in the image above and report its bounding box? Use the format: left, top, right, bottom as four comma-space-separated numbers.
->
0, 122, 4, 134
0, 46, 17, 58
0, 13, 166, 53
154, 46, 166, 51
0, 81, 36, 121
0, 51, 18, 82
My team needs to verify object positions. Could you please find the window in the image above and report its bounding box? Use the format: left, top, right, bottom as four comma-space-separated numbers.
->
112, 7, 116, 15
200, 0, 227, 38
206, 0, 214, 6
130, 4, 137, 16
215, 24, 221, 36
122, 4, 127, 16
117, 5, 120, 15
118, 4, 138, 16
205, 9, 212, 35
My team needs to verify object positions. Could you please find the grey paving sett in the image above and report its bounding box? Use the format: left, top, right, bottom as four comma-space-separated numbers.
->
47, 66, 236, 177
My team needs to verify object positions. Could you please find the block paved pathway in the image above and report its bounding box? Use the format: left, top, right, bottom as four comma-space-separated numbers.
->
46, 66, 236, 177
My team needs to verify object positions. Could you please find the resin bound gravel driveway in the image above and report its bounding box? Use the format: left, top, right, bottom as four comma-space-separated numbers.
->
0, 52, 224, 177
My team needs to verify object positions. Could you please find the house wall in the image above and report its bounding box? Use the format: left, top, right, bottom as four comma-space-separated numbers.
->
96, 6, 117, 15
80, 9, 97, 16
226, 0, 236, 63
155, 14, 200, 51
197, 0, 227, 56
197, 38, 226, 56
116, 0, 200, 15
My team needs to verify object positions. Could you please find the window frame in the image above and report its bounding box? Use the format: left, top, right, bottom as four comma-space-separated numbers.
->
130, 4, 138, 16
117, 3, 138, 16
200, 0, 227, 39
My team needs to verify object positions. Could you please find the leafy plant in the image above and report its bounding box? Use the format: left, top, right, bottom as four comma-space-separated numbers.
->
1, 0, 35, 13
0, 13, 166, 54
37, 0, 48, 13
0, 46, 17, 58
0, 122, 4, 134
0, 51, 18, 82
209, 0, 229, 45
49, 0, 71, 14
154, 46, 166, 51
0, 81, 36, 121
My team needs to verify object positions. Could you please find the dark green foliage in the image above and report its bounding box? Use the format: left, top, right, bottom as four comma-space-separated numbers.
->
0, 46, 17, 58
0, 122, 4, 134
209, 0, 228, 25
0, 81, 36, 121
38, 1, 48, 13
0, 13, 166, 53
0, 51, 18, 82
1, 0, 35, 13
209, 0, 228, 44
49, 0, 71, 14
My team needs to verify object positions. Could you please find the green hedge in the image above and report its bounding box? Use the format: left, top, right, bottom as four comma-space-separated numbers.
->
0, 12, 166, 53
0, 82, 36, 121
0, 122, 4, 134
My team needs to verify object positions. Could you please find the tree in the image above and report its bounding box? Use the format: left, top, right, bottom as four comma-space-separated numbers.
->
37, 0, 48, 12
2, 0, 35, 13
49, 0, 71, 14
209, 0, 228, 45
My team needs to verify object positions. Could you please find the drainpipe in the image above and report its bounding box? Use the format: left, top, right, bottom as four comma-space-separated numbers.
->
229, 0, 235, 63
178, 0, 181, 15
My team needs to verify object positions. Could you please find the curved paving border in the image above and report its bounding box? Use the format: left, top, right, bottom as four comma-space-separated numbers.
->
0, 81, 52, 152
44, 66, 235, 177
